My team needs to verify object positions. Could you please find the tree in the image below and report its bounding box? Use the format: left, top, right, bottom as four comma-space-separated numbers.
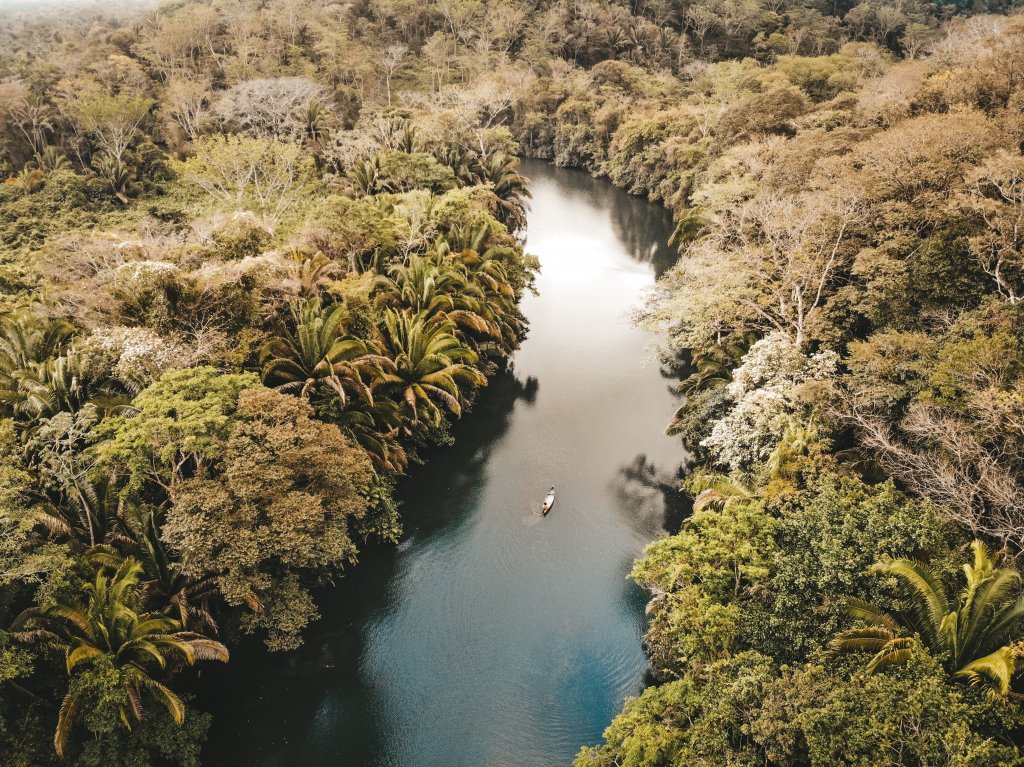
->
7, 98, 57, 159
260, 299, 389, 408
60, 88, 153, 161
377, 309, 486, 430
633, 501, 775, 675
377, 44, 408, 107
575, 652, 776, 767
374, 254, 488, 336
703, 190, 863, 346
214, 77, 329, 140
578, 645, 1023, 767
95, 367, 260, 496
700, 333, 837, 472
474, 152, 531, 231
0, 312, 75, 399
451, 243, 526, 352
841, 307, 1024, 550
162, 75, 210, 142
833, 540, 1024, 695
756, 474, 953, 664
173, 135, 313, 223
11, 557, 227, 756
751, 653, 1022, 767
163, 388, 375, 650
92, 152, 131, 204
964, 150, 1024, 305
0, 314, 124, 432
0, 418, 71, 589
440, 69, 533, 158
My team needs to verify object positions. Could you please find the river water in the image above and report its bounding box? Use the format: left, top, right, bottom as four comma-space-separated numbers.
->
200, 160, 686, 767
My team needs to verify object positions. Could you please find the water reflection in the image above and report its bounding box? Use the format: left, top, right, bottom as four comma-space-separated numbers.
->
519, 161, 678, 277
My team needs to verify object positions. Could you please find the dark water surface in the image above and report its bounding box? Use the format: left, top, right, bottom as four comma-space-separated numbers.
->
199, 161, 685, 767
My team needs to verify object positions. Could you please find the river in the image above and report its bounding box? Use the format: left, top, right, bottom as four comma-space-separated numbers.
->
199, 160, 686, 767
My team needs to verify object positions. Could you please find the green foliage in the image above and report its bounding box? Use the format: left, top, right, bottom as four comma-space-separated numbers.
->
260, 299, 384, 407
95, 367, 260, 496
0, 418, 72, 587
374, 151, 456, 194
752, 653, 1024, 767
633, 502, 775, 675
755, 476, 955, 663
4, 1, 1024, 763
575, 652, 777, 767
11, 557, 225, 758
775, 52, 861, 101
833, 541, 1024, 695
172, 135, 314, 222
65, 683, 210, 767
0, 170, 115, 250
577, 650, 1024, 767
378, 309, 487, 430
163, 388, 376, 650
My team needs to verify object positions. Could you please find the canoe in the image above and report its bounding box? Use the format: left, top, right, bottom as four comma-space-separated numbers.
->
541, 486, 555, 515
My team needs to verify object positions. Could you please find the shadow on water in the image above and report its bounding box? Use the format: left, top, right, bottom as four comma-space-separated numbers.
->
397, 364, 539, 536
614, 455, 690, 537
197, 365, 535, 767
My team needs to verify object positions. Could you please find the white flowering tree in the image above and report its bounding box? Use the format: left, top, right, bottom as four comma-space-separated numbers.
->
702, 332, 838, 471
214, 77, 329, 140
88, 326, 197, 388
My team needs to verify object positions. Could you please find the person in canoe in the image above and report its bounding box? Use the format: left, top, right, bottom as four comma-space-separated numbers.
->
541, 486, 555, 515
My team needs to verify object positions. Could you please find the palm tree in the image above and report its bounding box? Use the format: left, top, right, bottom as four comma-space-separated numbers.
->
375, 254, 464, 314
667, 334, 754, 437
474, 152, 531, 231
289, 250, 341, 300
346, 156, 385, 195
0, 312, 75, 395
302, 99, 331, 144
374, 255, 489, 336
0, 312, 74, 422
676, 334, 755, 398
9, 98, 56, 156
336, 398, 409, 474
92, 152, 131, 204
832, 540, 1024, 695
432, 143, 477, 186
377, 309, 486, 430
440, 220, 490, 255
12, 558, 228, 756
35, 471, 135, 549
764, 418, 817, 480
426, 237, 528, 354
260, 299, 391, 407
129, 508, 219, 635
32, 146, 69, 173
3, 349, 126, 429
456, 246, 516, 299
685, 471, 757, 512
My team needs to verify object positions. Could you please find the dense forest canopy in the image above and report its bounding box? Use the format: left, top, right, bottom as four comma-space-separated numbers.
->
3, 0, 1024, 765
